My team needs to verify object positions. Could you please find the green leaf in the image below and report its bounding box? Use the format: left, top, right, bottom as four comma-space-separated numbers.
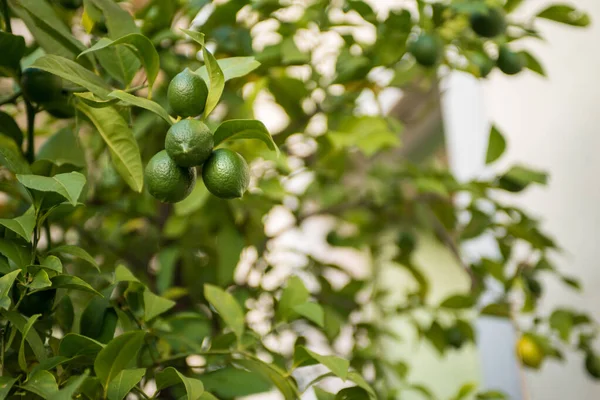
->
156, 247, 179, 294
108, 90, 173, 125
59, 333, 104, 359
19, 314, 41, 371
114, 265, 139, 283
79, 34, 160, 96
452, 382, 477, 400
4, 310, 47, 362
0, 270, 21, 309
174, 184, 209, 217
199, 367, 271, 398
294, 346, 349, 380
21, 370, 58, 398
550, 309, 574, 341
32, 55, 112, 98
17, 172, 87, 206
315, 387, 336, 400
202, 47, 225, 118
537, 4, 590, 27
0, 377, 17, 399
88, 0, 139, 37
41, 256, 63, 273
196, 57, 261, 82
0, 32, 25, 77
521, 51, 546, 77
346, 371, 377, 399
30, 270, 52, 290
480, 302, 511, 318
180, 29, 205, 47
8, 0, 90, 64
216, 221, 244, 286
477, 390, 508, 399
107, 368, 146, 400
48, 372, 89, 400
50, 275, 102, 296
143, 289, 176, 322
0, 134, 31, 175
156, 367, 204, 400
74, 92, 120, 108
204, 284, 245, 339
505, 0, 524, 12
485, 125, 506, 165
235, 359, 298, 400
0, 207, 35, 242
80, 297, 116, 343
36, 128, 86, 168
497, 165, 547, 193
335, 387, 370, 399
0, 111, 24, 147
213, 119, 278, 154
293, 302, 325, 327
0, 239, 29, 269
440, 294, 475, 309
76, 103, 143, 192
48, 245, 99, 272
94, 331, 146, 389
277, 276, 309, 321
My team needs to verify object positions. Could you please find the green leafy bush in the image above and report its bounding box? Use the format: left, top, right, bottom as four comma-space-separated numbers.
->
0, 0, 593, 399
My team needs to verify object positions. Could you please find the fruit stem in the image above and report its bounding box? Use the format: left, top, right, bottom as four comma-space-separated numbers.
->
1, 0, 11, 34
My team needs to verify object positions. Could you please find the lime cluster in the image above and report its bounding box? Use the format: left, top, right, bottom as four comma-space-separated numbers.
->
145, 69, 250, 203
407, 6, 525, 77
20, 68, 75, 119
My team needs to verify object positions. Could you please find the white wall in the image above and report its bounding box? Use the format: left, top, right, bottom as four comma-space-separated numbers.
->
447, 0, 600, 398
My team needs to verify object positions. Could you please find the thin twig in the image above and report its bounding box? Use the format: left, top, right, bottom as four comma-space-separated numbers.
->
0, 90, 21, 106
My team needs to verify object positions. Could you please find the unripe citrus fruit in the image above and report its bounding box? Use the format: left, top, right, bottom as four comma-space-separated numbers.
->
45, 92, 75, 119
202, 149, 250, 199
145, 150, 196, 203
21, 68, 63, 104
497, 46, 525, 76
470, 8, 506, 38
167, 68, 209, 118
517, 335, 544, 369
165, 119, 214, 167
446, 325, 467, 349
472, 53, 495, 78
585, 353, 600, 379
409, 34, 442, 67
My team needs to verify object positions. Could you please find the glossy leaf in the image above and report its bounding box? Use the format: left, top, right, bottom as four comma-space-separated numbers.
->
537, 5, 590, 27
108, 90, 173, 125
143, 289, 176, 321
50, 275, 102, 296
36, 128, 86, 168
0, 135, 31, 175
17, 172, 86, 206
156, 367, 204, 400
30, 270, 52, 290
79, 34, 160, 96
0, 207, 35, 242
277, 276, 309, 321
213, 119, 278, 154
0, 270, 21, 310
196, 57, 260, 82
0, 111, 23, 147
77, 103, 143, 192
94, 331, 146, 389
0, 377, 17, 399
48, 372, 89, 400
32, 55, 112, 98
0, 240, 29, 269
204, 284, 245, 339
21, 370, 58, 398
0, 32, 25, 77
202, 47, 225, 118
59, 333, 104, 359
4, 310, 47, 362
48, 245, 99, 272
293, 302, 325, 327
294, 346, 349, 379
235, 359, 298, 400
107, 368, 146, 400
19, 314, 41, 371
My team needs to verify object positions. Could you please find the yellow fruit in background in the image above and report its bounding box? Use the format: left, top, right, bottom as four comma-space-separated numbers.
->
517, 335, 544, 369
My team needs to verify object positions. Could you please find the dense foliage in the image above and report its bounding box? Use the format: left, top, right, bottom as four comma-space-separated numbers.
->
0, 0, 593, 399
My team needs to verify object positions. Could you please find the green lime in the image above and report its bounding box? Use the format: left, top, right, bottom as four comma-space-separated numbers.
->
145, 150, 196, 203
497, 46, 524, 76
202, 149, 250, 199
517, 335, 544, 369
586, 353, 600, 379
21, 68, 63, 104
165, 118, 214, 167
408, 34, 442, 67
167, 68, 209, 118
470, 8, 506, 38
45, 92, 75, 119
